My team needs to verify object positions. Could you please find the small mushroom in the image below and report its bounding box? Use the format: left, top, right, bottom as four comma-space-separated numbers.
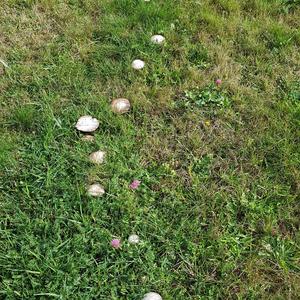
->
132, 59, 145, 70
142, 292, 162, 300
128, 234, 140, 244
81, 135, 95, 142
89, 150, 106, 164
151, 35, 165, 45
111, 98, 131, 114
87, 183, 105, 197
76, 116, 99, 133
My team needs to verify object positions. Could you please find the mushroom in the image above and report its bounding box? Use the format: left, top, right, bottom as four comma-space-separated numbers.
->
89, 150, 106, 164
87, 183, 105, 197
76, 116, 99, 133
132, 59, 145, 70
142, 292, 162, 300
128, 234, 140, 244
111, 98, 131, 114
150, 35, 165, 45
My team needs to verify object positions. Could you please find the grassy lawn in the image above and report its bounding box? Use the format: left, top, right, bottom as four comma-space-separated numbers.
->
0, 0, 300, 299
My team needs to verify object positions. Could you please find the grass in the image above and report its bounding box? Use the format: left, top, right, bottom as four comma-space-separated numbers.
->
0, 0, 299, 299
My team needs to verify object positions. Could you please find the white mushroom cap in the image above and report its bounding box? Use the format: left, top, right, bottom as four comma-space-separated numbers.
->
142, 292, 162, 300
151, 35, 165, 44
76, 116, 99, 133
87, 183, 105, 197
128, 234, 140, 244
111, 98, 131, 114
89, 150, 106, 164
132, 59, 145, 70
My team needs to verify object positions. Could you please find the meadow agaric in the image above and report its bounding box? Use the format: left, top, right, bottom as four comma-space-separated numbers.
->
111, 98, 131, 114
89, 150, 106, 164
151, 35, 165, 44
87, 183, 105, 197
142, 292, 162, 300
132, 59, 145, 70
76, 116, 99, 133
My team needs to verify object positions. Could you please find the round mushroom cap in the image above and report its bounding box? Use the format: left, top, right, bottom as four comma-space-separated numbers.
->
87, 183, 105, 197
132, 59, 145, 70
151, 35, 165, 44
111, 98, 131, 114
89, 150, 106, 164
76, 116, 99, 133
142, 292, 162, 300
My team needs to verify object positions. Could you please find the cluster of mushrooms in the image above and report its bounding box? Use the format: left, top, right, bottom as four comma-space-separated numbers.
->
75, 34, 165, 300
